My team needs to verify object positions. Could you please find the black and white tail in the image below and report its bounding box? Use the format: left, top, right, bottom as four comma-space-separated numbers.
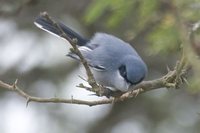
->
34, 16, 88, 46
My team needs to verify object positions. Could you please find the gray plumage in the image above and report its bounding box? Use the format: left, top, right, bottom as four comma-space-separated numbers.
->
34, 16, 148, 92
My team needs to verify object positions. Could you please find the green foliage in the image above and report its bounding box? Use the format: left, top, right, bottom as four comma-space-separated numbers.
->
84, 0, 110, 24
84, 0, 136, 29
175, 0, 200, 21
84, 0, 158, 29
84, 0, 200, 55
105, 0, 134, 28
138, 0, 158, 28
147, 14, 180, 54
188, 77, 200, 93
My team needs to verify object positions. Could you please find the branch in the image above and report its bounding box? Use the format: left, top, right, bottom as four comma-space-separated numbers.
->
40, 12, 101, 94
0, 12, 196, 106
0, 56, 187, 106
0, 80, 112, 106
0, 78, 168, 106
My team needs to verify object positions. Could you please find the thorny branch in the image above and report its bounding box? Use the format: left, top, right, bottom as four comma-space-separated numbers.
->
40, 12, 101, 94
0, 12, 198, 106
0, 65, 186, 107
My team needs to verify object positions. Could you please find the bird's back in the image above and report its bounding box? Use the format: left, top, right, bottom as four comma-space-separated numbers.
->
85, 33, 141, 70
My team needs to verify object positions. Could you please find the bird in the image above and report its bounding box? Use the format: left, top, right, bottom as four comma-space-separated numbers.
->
34, 15, 148, 93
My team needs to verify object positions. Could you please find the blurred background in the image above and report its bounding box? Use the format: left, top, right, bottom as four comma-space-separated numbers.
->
0, 0, 200, 133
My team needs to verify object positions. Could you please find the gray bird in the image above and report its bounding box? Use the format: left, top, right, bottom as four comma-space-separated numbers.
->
34, 16, 147, 92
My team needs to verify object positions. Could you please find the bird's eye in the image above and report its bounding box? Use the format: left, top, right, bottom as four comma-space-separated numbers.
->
119, 65, 127, 79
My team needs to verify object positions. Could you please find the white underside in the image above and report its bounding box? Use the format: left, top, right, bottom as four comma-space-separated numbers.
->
79, 65, 130, 92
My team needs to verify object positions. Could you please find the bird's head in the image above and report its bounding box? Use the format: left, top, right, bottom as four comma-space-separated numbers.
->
119, 55, 147, 86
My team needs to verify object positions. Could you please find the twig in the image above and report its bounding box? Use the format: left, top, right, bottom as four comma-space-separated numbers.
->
0, 80, 113, 106
0, 59, 186, 107
40, 12, 101, 94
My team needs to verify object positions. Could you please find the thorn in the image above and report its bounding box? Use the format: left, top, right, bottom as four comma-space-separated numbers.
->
179, 77, 184, 84
88, 93, 98, 96
181, 68, 187, 74
78, 75, 87, 81
76, 83, 93, 91
175, 61, 180, 70
40, 11, 48, 16
166, 65, 171, 72
134, 89, 140, 98
77, 83, 84, 88
12, 79, 18, 89
183, 78, 189, 85
71, 95, 73, 103
26, 98, 31, 108
69, 48, 75, 53
14, 79, 18, 85
165, 83, 176, 88
134, 88, 143, 98
72, 38, 78, 44
112, 98, 116, 104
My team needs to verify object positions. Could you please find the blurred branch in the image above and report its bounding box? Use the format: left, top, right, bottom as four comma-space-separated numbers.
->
0, 0, 37, 17
0, 12, 196, 106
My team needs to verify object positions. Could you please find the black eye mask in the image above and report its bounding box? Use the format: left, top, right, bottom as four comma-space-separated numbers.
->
119, 65, 144, 85
119, 65, 133, 84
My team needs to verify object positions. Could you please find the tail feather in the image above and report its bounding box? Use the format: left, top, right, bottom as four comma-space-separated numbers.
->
34, 16, 88, 46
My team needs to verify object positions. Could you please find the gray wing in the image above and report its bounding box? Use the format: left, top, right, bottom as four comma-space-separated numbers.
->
67, 33, 140, 71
